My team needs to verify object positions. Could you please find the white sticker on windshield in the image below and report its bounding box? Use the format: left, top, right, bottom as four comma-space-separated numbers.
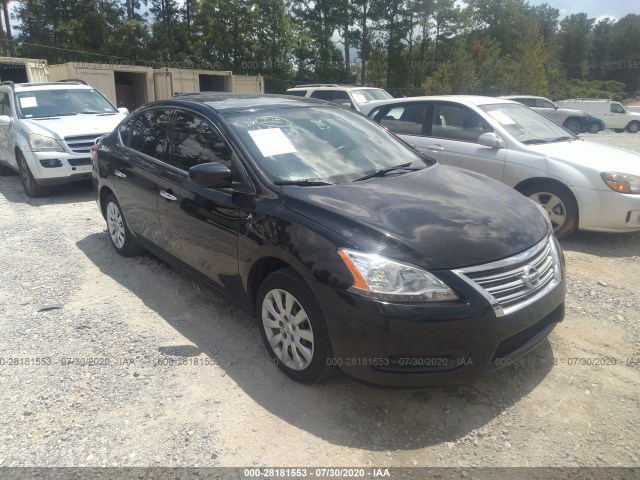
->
488, 110, 516, 125
248, 128, 297, 157
20, 96, 38, 108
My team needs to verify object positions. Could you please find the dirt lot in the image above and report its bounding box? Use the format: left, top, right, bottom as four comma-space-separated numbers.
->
0, 130, 639, 471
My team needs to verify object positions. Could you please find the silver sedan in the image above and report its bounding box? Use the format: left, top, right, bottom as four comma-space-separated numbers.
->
361, 95, 640, 238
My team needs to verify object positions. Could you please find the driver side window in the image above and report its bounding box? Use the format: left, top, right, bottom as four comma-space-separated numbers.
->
610, 103, 625, 113
432, 103, 493, 143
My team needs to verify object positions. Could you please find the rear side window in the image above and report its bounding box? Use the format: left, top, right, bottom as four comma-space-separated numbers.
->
286, 90, 307, 97
120, 109, 172, 161
310, 90, 333, 101
514, 98, 536, 107
379, 103, 427, 136
170, 111, 232, 171
0, 91, 10, 116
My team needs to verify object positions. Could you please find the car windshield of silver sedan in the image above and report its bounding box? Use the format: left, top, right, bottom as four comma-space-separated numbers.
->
15, 89, 118, 119
481, 103, 576, 145
226, 106, 428, 184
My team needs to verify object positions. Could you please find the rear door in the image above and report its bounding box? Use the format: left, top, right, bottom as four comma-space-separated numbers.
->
111, 108, 172, 246
157, 108, 245, 296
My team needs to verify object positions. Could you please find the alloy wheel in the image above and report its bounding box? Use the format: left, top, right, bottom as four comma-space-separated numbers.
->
106, 202, 126, 249
528, 192, 567, 231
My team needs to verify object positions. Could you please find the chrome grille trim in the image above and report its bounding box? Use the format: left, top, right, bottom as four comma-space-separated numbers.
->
453, 234, 561, 317
64, 134, 105, 154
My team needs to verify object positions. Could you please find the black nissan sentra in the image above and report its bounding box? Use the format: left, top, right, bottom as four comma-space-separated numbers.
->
92, 94, 565, 387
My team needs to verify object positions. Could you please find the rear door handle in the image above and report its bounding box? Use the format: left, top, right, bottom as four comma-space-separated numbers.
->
160, 190, 178, 201
114, 169, 127, 178
426, 145, 445, 152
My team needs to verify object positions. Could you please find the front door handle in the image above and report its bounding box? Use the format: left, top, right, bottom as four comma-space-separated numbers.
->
160, 190, 178, 201
114, 169, 127, 178
426, 145, 445, 152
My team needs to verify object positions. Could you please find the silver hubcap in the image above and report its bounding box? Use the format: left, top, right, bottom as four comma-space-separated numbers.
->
106, 202, 126, 249
529, 192, 566, 231
261, 289, 314, 371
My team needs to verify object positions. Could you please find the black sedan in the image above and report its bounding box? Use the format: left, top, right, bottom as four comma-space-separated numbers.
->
91, 94, 566, 387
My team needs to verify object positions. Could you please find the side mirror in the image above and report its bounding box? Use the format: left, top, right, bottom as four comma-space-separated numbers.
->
188, 162, 233, 189
117, 107, 129, 115
478, 132, 506, 149
0, 115, 11, 126
340, 102, 354, 109
553, 104, 559, 110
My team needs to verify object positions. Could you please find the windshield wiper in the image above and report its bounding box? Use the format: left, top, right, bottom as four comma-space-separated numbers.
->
521, 139, 549, 145
274, 180, 332, 186
353, 162, 414, 182
32, 113, 78, 119
80, 111, 117, 116
548, 136, 574, 142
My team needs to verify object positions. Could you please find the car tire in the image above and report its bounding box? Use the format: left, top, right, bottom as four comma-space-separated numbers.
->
627, 122, 640, 134
588, 122, 601, 134
562, 118, 582, 135
519, 183, 578, 239
105, 194, 142, 257
17, 151, 48, 198
256, 268, 335, 384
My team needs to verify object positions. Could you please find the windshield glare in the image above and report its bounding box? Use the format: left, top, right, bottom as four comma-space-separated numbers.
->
481, 103, 575, 144
352, 89, 393, 103
16, 89, 117, 118
227, 106, 426, 184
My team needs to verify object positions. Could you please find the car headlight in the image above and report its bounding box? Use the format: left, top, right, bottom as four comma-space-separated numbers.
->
337, 249, 459, 302
601, 172, 640, 194
28, 134, 64, 152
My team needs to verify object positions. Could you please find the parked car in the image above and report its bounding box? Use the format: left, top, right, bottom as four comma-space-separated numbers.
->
362, 95, 640, 238
92, 93, 565, 387
585, 115, 605, 134
0, 80, 129, 197
285, 84, 393, 112
501, 95, 588, 135
557, 99, 640, 133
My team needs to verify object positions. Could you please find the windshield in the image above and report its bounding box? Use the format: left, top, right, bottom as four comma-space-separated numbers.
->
15, 89, 117, 119
226, 106, 428, 184
351, 89, 393, 104
481, 103, 575, 144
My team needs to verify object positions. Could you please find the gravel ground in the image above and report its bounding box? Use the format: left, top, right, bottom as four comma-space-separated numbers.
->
1, 131, 639, 471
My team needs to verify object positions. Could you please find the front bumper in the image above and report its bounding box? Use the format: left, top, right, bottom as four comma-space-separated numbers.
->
573, 186, 640, 232
25, 151, 93, 185
309, 257, 566, 387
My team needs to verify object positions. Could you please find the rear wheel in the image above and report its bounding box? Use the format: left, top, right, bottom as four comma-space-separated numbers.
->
257, 268, 334, 384
17, 152, 48, 197
588, 122, 601, 134
563, 118, 582, 135
519, 182, 578, 239
105, 194, 142, 256
627, 122, 639, 134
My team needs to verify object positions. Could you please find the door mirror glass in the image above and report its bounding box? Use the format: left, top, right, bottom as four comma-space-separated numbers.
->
0, 115, 10, 126
118, 107, 129, 115
188, 162, 233, 189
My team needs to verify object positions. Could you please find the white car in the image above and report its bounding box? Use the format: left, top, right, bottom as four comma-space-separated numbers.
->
361, 95, 640, 238
0, 80, 128, 197
557, 99, 640, 133
285, 84, 393, 112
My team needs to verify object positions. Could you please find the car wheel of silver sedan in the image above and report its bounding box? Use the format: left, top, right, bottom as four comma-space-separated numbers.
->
257, 268, 334, 383
105, 194, 141, 257
520, 183, 578, 239
563, 119, 582, 136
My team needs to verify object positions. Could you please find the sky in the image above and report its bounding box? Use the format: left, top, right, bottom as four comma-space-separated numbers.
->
525, 0, 635, 22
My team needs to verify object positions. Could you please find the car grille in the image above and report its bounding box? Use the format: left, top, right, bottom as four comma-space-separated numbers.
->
67, 158, 91, 167
64, 135, 103, 154
453, 235, 561, 317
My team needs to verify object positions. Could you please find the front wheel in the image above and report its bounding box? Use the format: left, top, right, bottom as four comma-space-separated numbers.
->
257, 268, 334, 384
519, 183, 578, 239
588, 122, 601, 134
105, 194, 142, 257
563, 118, 582, 135
17, 153, 48, 197
627, 122, 639, 134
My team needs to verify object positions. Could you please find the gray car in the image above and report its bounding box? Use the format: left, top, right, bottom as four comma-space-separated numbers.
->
501, 95, 587, 135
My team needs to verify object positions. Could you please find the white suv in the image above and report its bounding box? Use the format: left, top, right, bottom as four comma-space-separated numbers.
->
285, 84, 393, 111
0, 80, 128, 197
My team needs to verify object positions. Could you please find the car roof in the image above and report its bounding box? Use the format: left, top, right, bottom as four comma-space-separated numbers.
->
359, 95, 517, 113
501, 95, 549, 100
151, 93, 339, 114
286, 85, 385, 91
12, 83, 94, 92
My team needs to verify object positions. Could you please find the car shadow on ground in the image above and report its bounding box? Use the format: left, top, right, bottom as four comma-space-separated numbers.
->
560, 230, 640, 258
0, 175, 94, 206
76, 232, 556, 451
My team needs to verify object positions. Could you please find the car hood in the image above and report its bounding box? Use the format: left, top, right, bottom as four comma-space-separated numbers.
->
282, 164, 549, 270
526, 139, 640, 176
21, 113, 127, 139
